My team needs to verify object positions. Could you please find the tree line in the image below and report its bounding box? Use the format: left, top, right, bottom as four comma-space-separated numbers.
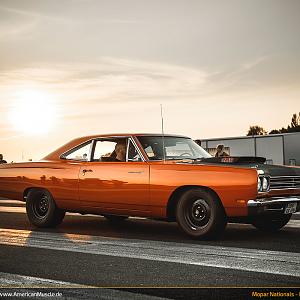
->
247, 112, 300, 136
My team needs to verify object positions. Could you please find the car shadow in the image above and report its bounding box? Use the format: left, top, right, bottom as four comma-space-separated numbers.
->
48, 214, 300, 252
0, 211, 299, 253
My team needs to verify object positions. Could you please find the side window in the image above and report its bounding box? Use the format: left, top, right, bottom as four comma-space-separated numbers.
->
93, 140, 118, 161
127, 140, 142, 162
144, 145, 155, 159
65, 142, 92, 161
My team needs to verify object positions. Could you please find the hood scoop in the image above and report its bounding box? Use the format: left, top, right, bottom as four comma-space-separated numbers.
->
202, 156, 266, 164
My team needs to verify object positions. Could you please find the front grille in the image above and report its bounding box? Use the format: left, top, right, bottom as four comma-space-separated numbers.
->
270, 176, 300, 190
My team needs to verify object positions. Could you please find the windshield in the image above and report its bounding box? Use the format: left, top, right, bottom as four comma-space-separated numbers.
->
137, 136, 211, 161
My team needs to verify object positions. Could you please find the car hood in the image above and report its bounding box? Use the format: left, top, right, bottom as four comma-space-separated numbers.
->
198, 156, 300, 177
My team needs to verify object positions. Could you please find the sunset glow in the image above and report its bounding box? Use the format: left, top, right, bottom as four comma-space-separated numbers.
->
8, 89, 58, 136
0, 0, 299, 162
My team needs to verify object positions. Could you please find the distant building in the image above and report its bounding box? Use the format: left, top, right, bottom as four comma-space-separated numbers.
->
199, 132, 300, 166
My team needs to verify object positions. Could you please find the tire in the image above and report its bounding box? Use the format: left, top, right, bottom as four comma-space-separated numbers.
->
251, 214, 292, 232
26, 189, 65, 228
103, 214, 129, 223
176, 188, 227, 239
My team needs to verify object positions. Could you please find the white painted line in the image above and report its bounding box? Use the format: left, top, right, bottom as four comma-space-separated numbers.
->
0, 200, 24, 205
0, 228, 299, 278
284, 219, 300, 228
0, 206, 88, 217
0, 272, 167, 299
233, 219, 300, 228
0, 207, 26, 213
0, 271, 90, 288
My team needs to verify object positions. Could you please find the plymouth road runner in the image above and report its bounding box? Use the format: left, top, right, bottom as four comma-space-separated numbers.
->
0, 134, 299, 239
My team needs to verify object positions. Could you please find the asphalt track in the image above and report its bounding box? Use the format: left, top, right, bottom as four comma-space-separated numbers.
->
0, 199, 299, 299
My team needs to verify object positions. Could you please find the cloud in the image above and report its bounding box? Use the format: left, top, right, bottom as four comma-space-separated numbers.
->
0, 56, 297, 121
0, 4, 68, 23
0, 58, 210, 103
0, 57, 299, 161
0, 58, 209, 137
0, 5, 40, 40
0, 3, 140, 29
0, 20, 38, 40
241, 56, 269, 70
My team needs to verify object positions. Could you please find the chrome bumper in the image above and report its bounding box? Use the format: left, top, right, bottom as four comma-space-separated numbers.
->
247, 196, 300, 215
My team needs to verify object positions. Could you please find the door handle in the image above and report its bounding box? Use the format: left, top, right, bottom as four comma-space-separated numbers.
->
128, 171, 144, 174
82, 169, 93, 175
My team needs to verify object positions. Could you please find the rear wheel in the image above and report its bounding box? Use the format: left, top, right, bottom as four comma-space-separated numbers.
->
251, 214, 291, 232
176, 188, 227, 239
26, 189, 65, 227
103, 214, 128, 223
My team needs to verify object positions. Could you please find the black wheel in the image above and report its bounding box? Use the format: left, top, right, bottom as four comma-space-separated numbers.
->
176, 188, 227, 239
26, 189, 65, 227
251, 214, 292, 232
103, 214, 129, 223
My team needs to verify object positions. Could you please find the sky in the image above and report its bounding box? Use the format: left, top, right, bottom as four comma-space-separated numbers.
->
0, 0, 299, 162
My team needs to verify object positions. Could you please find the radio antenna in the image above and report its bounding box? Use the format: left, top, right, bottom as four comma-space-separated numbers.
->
160, 104, 166, 162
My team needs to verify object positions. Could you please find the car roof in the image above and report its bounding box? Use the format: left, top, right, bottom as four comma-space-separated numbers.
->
43, 133, 190, 161
82, 133, 189, 138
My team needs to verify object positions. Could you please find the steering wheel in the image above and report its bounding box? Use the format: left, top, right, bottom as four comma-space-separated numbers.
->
179, 152, 193, 157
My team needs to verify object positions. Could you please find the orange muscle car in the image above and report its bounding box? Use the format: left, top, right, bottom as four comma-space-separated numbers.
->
0, 134, 299, 238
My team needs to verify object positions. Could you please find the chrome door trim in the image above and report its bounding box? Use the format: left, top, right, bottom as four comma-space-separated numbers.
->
127, 137, 146, 162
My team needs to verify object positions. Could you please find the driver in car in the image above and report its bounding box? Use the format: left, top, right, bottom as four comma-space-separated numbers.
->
114, 142, 126, 162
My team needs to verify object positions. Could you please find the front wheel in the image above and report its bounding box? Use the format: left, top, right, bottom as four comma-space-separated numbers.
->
176, 188, 227, 239
251, 214, 292, 232
26, 189, 65, 227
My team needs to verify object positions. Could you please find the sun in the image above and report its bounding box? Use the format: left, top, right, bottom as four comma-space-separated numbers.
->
9, 89, 58, 136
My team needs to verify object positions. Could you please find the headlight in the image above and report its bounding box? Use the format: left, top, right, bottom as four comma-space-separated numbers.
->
257, 177, 262, 192
257, 175, 270, 192
262, 177, 269, 191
